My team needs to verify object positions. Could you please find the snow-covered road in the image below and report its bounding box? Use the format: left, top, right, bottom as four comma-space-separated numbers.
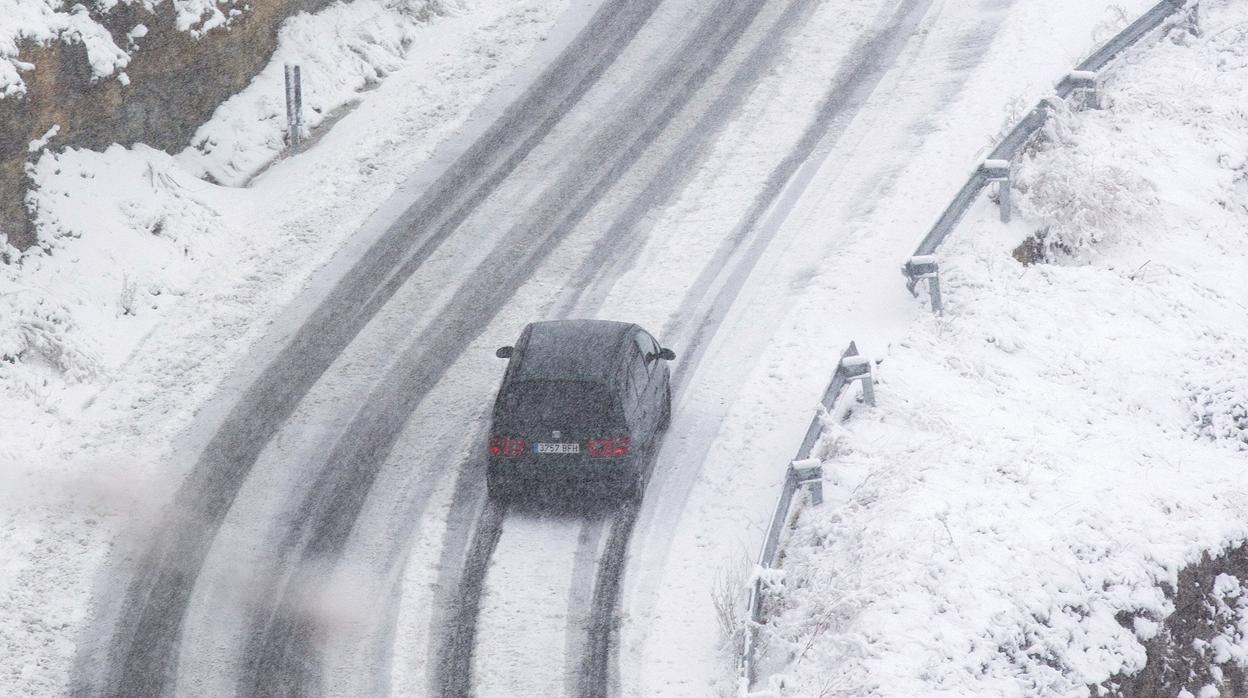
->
41, 0, 1159, 696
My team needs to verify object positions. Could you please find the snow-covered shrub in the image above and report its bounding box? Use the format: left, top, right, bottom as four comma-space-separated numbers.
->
0, 289, 99, 383
1014, 102, 1158, 262
710, 558, 750, 649
1188, 381, 1248, 451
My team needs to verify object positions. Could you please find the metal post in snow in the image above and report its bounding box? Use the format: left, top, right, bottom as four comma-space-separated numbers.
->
1066, 70, 1100, 111
790, 460, 824, 505
840, 354, 875, 407
928, 273, 942, 315
284, 64, 294, 146
294, 65, 304, 138
285, 64, 304, 150
904, 255, 943, 315
981, 159, 1011, 224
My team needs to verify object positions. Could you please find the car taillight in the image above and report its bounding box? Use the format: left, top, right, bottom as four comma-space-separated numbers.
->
587, 435, 630, 458
489, 435, 526, 457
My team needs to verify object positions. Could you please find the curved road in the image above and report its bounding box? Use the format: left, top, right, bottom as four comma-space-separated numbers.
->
79, 0, 939, 696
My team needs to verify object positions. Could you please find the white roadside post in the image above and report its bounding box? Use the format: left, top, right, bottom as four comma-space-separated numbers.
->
790, 459, 823, 506
1067, 69, 1100, 110
840, 354, 875, 407
904, 255, 942, 315
981, 158, 1011, 224
284, 64, 304, 150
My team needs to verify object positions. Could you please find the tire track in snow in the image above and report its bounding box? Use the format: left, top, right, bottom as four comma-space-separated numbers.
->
431, 498, 506, 698
563, 517, 608, 696
550, 0, 821, 320
473, 510, 597, 698
575, 502, 640, 698
661, 0, 936, 384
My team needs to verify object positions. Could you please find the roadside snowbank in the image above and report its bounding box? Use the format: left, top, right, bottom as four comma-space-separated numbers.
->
0, 0, 571, 693
770, 3, 1248, 696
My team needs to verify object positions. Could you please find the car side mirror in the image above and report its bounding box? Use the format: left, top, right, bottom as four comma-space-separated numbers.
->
496, 346, 514, 359
658, 348, 676, 361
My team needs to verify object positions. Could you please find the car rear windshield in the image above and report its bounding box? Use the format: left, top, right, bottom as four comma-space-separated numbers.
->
497, 380, 620, 430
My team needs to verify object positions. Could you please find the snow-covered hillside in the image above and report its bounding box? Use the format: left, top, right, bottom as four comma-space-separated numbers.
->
768, 4, 1248, 696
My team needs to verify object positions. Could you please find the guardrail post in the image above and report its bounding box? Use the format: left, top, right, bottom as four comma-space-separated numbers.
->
790, 459, 823, 505
903, 255, 942, 315
1066, 70, 1100, 110
285, 64, 304, 150
840, 354, 875, 407
980, 159, 1011, 223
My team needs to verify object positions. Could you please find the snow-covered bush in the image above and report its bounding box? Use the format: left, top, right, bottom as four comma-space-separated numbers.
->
0, 289, 99, 384
756, 489, 874, 695
1013, 102, 1158, 262
1188, 381, 1248, 451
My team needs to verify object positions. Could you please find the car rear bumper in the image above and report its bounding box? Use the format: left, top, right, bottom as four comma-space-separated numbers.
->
488, 457, 636, 495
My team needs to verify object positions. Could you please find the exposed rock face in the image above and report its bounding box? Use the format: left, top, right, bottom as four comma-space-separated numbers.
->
0, 0, 337, 249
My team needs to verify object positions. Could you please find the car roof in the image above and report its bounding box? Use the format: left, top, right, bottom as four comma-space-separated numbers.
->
513, 320, 637, 383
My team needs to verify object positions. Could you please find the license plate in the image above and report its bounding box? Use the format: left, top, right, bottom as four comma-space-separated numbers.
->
535, 442, 580, 454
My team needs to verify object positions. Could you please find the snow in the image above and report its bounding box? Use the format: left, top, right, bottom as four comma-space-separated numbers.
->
0, 0, 576, 693
2, 0, 1243, 694
474, 514, 587, 697
765, 2, 1248, 695
27, 124, 59, 153
2, 1, 132, 97
176, 0, 467, 186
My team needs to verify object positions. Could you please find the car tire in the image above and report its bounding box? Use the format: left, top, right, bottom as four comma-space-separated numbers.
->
659, 384, 672, 431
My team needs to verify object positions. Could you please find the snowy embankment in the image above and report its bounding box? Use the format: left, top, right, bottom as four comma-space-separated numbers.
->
768, 3, 1248, 696
0, 0, 572, 693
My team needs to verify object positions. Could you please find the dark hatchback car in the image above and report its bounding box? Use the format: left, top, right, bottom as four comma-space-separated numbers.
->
487, 320, 676, 501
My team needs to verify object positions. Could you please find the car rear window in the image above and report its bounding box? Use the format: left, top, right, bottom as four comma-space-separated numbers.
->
498, 380, 620, 430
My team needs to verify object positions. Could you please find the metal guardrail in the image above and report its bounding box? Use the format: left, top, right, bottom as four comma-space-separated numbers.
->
737, 341, 874, 695
902, 0, 1190, 313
